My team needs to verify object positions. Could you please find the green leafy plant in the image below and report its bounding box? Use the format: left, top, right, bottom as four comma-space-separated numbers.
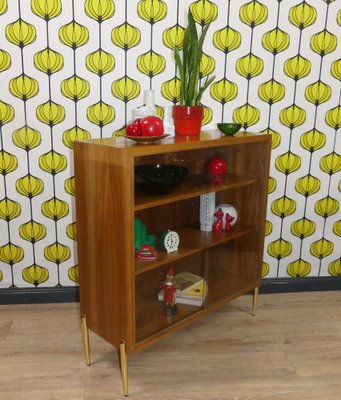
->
174, 10, 215, 106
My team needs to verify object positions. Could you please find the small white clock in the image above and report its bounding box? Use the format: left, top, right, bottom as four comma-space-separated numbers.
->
161, 230, 180, 253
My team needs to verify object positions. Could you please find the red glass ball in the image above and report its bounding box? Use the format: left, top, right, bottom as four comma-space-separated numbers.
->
207, 157, 227, 174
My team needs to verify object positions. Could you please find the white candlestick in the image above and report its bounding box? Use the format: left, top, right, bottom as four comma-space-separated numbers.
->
144, 90, 155, 109
163, 105, 175, 136
200, 192, 216, 232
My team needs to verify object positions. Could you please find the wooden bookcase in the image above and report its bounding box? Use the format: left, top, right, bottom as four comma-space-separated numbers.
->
74, 132, 271, 395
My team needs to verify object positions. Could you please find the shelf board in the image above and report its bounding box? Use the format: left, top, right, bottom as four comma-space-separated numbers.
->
135, 300, 202, 344
135, 223, 255, 275
134, 173, 257, 211
135, 272, 257, 346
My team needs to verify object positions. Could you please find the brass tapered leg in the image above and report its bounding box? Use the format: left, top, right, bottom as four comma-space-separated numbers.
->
252, 286, 259, 316
81, 314, 91, 366
119, 339, 128, 396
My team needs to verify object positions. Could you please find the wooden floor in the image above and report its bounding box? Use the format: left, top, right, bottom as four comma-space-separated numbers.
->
1, 291, 341, 400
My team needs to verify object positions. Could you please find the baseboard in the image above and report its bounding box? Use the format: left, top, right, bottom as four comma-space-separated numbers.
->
0, 286, 79, 304
0, 277, 340, 304
259, 277, 341, 294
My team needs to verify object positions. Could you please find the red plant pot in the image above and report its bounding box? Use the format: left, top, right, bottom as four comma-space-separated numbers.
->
173, 105, 203, 135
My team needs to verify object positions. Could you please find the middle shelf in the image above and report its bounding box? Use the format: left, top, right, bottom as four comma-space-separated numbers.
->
135, 223, 255, 275
134, 173, 258, 211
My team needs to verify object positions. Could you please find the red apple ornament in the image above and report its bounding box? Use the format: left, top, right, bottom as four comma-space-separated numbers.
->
139, 116, 164, 136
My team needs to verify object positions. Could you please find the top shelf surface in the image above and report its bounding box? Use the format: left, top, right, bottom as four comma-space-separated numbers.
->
77, 130, 271, 157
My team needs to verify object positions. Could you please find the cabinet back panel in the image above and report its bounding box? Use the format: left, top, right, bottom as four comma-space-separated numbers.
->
205, 235, 259, 305
133, 141, 269, 179
134, 147, 241, 176
135, 198, 200, 238
215, 184, 261, 228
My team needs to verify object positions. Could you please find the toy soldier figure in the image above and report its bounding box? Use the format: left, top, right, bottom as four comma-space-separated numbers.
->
160, 265, 177, 316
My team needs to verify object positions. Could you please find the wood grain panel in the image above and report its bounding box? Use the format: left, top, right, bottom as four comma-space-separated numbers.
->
74, 132, 271, 355
74, 142, 134, 351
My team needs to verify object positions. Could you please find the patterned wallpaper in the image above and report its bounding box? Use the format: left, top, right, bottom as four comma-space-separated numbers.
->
0, 0, 340, 289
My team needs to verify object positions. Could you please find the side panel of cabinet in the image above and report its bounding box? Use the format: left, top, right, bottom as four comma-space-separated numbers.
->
74, 143, 135, 351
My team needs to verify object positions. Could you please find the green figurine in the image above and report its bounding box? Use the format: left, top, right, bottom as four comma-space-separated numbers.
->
134, 218, 156, 251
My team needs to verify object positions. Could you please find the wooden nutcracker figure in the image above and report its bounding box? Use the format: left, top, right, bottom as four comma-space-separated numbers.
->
213, 207, 224, 233
160, 265, 177, 316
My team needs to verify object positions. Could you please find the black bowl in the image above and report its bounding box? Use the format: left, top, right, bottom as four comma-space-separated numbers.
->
135, 164, 189, 195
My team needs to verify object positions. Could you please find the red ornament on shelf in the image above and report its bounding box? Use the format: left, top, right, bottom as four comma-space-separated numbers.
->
213, 207, 224, 233
225, 214, 235, 234
207, 157, 227, 184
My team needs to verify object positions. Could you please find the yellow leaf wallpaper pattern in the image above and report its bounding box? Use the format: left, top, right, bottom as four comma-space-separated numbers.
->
0, 0, 340, 288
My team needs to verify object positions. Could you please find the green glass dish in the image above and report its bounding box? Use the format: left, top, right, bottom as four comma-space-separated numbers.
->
217, 123, 242, 136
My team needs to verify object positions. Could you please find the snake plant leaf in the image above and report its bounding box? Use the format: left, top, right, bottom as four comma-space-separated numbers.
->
173, 9, 215, 106
174, 47, 184, 104
197, 75, 215, 104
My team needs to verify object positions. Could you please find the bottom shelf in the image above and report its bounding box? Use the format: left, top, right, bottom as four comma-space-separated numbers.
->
135, 233, 261, 347
135, 271, 257, 345
135, 298, 202, 344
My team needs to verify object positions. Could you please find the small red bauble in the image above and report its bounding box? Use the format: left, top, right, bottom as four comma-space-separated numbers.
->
208, 157, 227, 174
126, 119, 142, 136
207, 157, 227, 184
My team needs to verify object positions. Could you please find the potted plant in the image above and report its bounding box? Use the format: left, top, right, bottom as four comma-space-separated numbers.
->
173, 9, 215, 135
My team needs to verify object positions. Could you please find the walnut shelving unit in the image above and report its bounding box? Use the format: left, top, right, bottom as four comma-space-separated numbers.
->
74, 131, 271, 396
